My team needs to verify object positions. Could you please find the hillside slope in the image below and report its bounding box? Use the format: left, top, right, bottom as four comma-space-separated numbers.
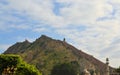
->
4, 35, 114, 75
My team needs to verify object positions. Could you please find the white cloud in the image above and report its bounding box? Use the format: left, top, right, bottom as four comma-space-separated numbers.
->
0, 24, 30, 31
10, 24, 30, 29
1, 0, 120, 67
33, 27, 47, 32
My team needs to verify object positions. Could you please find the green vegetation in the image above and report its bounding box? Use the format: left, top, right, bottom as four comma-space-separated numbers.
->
115, 66, 120, 74
4, 35, 113, 75
16, 62, 41, 75
51, 62, 80, 75
0, 54, 42, 75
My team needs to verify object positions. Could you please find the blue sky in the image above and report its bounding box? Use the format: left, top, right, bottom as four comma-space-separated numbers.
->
1, 0, 120, 67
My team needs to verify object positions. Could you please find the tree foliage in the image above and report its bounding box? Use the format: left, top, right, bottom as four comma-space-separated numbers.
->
0, 54, 42, 75
115, 66, 120, 74
16, 62, 41, 75
0, 54, 21, 74
50, 62, 79, 75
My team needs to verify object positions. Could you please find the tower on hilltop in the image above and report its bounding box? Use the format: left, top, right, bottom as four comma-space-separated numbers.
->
63, 38, 66, 42
106, 58, 109, 75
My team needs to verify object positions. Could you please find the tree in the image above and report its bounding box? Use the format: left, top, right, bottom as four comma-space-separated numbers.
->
115, 66, 120, 74
16, 62, 41, 75
0, 54, 21, 74
51, 62, 79, 75
0, 54, 42, 75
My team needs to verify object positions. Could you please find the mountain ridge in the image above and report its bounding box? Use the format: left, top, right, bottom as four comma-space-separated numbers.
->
4, 35, 115, 75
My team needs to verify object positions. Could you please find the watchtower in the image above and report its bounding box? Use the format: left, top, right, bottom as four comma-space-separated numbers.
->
63, 38, 66, 42
106, 58, 110, 75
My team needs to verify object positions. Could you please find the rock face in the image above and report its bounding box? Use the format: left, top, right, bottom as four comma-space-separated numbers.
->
4, 35, 115, 75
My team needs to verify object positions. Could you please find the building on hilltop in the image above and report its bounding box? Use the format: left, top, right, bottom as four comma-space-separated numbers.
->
105, 58, 119, 75
63, 38, 66, 42
106, 58, 110, 75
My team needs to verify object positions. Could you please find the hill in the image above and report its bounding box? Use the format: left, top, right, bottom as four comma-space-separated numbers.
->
4, 35, 115, 75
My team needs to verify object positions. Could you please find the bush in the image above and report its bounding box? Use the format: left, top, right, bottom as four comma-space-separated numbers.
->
51, 62, 79, 75
16, 62, 41, 75
0, 54, 42, 75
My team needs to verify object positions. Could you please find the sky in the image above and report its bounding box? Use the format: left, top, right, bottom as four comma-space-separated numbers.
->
0, 0, 120, 68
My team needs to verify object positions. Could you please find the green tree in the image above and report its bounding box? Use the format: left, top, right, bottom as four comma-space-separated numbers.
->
115, 66, 120, 74
16, 62, 41, 75
0, 54, 42, 75
51, 62, 79, 75
0, 54, 21, 74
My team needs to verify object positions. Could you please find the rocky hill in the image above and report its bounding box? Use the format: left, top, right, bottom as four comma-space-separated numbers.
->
4, 35, 115, 75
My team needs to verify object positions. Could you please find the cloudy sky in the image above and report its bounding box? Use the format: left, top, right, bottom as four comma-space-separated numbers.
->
0, 0, 120, 67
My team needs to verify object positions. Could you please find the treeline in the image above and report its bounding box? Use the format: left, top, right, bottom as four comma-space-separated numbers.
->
0, 54, 80, 75
1, 54, 120, 75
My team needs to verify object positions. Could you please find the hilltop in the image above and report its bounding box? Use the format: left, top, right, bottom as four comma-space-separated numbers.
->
4, 35, 115, 75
